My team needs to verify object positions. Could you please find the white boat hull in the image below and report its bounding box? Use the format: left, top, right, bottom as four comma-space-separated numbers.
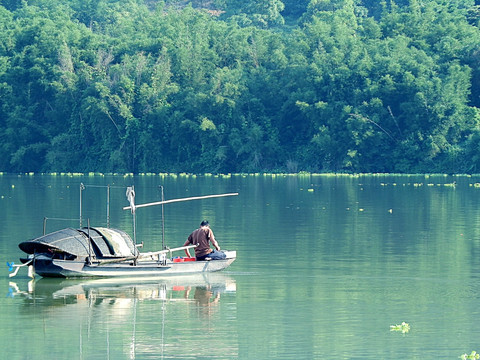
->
31, 251, 236, 278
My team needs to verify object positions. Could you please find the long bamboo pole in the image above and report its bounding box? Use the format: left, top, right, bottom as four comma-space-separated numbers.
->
122, 192, 239, 211
138, 244, 197, 259
88, 245, 198, 265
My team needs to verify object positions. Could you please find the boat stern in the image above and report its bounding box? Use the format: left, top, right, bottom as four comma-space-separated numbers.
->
222, 250, 236, 259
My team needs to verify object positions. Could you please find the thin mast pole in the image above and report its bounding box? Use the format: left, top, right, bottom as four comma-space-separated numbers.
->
132, 185, 136, 244
126, 185, 137, 244
87, 218, 92, 264
107, 184, 110, 228
160, 186, 165, 249
80, 183, 85, 227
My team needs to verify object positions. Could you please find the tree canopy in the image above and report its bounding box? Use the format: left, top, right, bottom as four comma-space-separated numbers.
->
0, 0, 479, 173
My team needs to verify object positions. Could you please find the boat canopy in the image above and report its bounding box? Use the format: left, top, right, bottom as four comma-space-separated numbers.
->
19, 227, 139, 259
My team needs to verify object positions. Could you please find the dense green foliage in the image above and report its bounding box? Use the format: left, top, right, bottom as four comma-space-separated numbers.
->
0, 0, 480, 173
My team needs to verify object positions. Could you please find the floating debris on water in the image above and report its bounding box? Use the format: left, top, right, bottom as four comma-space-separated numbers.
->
460, 351, 480, 360
390, 322, 410, 333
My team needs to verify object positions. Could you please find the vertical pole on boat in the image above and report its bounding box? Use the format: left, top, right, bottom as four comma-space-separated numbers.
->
133, 204, 137, 245
126, 186, 137, 244
160, 185, 165, 249
133, 186, 136, 245
79, 183, 85, 227
87, 218, 92, 264
107, 184, 110, 228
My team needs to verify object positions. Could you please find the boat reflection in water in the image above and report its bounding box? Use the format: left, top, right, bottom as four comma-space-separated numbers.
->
14, 273, 234, 301
8, 274, 237, 359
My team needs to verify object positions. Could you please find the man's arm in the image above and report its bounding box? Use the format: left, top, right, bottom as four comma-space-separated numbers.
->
183, 239, 192, 257
209, 229, 220, 251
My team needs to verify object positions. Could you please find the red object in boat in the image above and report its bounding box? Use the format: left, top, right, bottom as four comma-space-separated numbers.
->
173, 257, 196, 262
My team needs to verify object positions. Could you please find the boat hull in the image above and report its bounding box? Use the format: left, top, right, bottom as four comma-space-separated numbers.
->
31, 252, 236, 278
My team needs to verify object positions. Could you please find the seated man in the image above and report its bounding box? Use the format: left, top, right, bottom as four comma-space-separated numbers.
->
184, 220, 226, 261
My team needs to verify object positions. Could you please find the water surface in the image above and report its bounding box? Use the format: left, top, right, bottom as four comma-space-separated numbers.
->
2, 174, 480, 359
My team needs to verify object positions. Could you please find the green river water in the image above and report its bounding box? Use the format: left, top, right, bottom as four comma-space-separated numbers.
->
1, 173, 480, 359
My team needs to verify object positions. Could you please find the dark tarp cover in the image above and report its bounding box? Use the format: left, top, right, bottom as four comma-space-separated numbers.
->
19, 227, 138, 258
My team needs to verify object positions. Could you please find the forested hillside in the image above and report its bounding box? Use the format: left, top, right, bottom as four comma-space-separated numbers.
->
1, 0, 480, 173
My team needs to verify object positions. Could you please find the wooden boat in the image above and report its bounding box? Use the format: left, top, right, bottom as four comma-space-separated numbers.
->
9, 185, 238, 278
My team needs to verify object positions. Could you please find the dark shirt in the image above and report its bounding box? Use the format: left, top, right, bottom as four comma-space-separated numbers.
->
187, 226, 215, 258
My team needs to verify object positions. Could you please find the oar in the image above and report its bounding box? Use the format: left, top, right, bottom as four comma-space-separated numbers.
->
7, 260, 33, 278
137, 244, 197, 260
87, 245, 198, 265
7, 262, 20, 277
123, 193, 239, 211
88, 256, 138, 265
